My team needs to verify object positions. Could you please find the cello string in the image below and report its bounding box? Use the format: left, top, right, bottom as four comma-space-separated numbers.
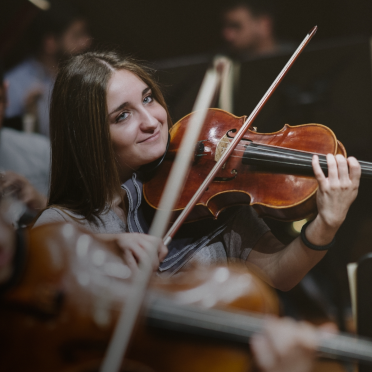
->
150, 297, 372, 364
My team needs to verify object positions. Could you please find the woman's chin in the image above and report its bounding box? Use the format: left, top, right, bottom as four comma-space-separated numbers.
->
149, 143, 167, 159
138, 149, 166, 167
144, 153, 164, 165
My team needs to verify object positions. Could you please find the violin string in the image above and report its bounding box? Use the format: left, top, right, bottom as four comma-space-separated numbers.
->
214, 140, 338, 165
206, 140, 372, 172
217, 139, 372, 168
219, 144, 317, 158
226, 143, 372, 171
202, 133, 372, 172
228, 149, 372, 170
219, 138, 322, 156
218, 138, 331, 159
218, 140, 325, 158
217, 139, 328, 157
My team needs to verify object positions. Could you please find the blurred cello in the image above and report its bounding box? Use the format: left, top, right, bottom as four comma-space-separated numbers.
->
1, 223, 372, 372
0, 222, 279, 372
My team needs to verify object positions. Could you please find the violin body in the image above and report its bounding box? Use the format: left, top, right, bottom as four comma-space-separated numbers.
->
144, 108, 346, 222
0, 223, 278, 372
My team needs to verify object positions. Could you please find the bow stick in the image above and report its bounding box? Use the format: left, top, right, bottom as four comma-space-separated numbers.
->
100, 56, 232, 372
163, 25, 318, 245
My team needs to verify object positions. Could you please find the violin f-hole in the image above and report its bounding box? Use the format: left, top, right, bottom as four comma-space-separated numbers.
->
227, 128, 253, 142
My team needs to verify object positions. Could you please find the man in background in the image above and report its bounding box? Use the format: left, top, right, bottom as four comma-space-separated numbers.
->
4, 1, 91, 137
0, 64, 49, 220
221, 0, 293, 58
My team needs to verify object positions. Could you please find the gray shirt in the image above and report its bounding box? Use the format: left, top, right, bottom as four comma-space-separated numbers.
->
186, 206, 269, 268
0, 127, 50, 196
34, 205, 270, 272
34, 207, 127, 233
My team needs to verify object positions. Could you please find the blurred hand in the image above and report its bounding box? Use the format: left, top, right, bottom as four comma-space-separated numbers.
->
250, 317, 318, 372
114, 233, 168, 272
0, 211, 16, 285
1, 171, 47, 211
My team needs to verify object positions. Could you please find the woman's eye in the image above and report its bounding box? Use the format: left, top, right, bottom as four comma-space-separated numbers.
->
116, 111, 129, 122
143, 95, 153, 104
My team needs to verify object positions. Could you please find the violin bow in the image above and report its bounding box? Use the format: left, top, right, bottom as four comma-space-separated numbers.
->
163, 25, 318, 245
100, 57, 232, 372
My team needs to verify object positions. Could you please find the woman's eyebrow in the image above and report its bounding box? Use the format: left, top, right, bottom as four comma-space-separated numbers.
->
108, 87, 151, 117
142, 87, 151, 95
109, 102, 128, 116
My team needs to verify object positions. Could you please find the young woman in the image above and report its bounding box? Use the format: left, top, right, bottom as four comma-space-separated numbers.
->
34, 50, 361, 289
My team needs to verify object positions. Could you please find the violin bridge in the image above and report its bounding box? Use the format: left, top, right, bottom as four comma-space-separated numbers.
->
215, 134, 231, 169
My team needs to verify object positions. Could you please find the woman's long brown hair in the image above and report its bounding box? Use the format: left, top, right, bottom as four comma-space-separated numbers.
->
48, 50, 172, 223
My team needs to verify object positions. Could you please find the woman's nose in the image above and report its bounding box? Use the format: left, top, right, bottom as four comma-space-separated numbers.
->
139, 109, 158, 131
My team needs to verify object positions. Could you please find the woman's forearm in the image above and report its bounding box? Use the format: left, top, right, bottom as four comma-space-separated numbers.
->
247, 216, 333, 291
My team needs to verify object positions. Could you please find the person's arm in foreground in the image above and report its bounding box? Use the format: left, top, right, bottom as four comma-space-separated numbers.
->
251, 317, 336, 372
2, 171, 47, 212
97, 233, 168, 273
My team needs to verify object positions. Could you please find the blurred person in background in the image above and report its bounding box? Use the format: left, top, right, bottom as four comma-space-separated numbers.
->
4, 1, 91, 137
0, 64, 49, 221
221, 0, 293, 58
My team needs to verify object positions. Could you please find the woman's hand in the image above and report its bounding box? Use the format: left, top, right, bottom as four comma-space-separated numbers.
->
114, 233, 168, 272
250, 317, 318, 372
306, 154, 361, 245
313, 154, 360, 229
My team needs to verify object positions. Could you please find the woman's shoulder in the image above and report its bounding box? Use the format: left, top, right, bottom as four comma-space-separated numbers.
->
33, 207, 127, 234
33, 207, 81, 228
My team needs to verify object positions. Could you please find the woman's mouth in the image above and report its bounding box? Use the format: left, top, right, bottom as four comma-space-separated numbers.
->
138, 130, 160, 144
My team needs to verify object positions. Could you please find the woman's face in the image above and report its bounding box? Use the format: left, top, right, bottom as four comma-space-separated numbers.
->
107, 69, 169, 179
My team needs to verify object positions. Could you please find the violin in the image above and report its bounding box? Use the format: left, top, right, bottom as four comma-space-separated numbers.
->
2, 223, 372, 372
143, 108, 372, 222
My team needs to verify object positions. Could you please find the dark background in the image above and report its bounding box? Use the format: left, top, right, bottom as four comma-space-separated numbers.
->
2, 0, 372, 63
